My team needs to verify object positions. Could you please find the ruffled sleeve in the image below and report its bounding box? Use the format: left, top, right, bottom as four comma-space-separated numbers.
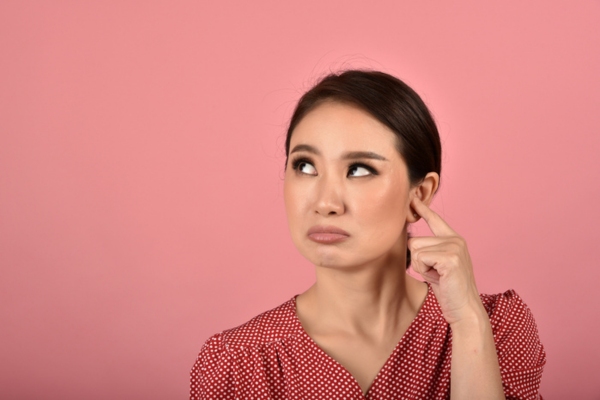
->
483, 290, 547, 400
190, 332, 284, 399
190, 333, 235, 400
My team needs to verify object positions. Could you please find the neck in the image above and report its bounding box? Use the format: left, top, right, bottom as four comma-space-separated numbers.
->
299, 249, 428, 338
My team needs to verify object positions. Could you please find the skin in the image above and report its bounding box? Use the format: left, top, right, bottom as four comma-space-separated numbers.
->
283, 101, 505, 399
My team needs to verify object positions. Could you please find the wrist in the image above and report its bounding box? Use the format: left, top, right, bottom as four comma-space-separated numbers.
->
449, 302, 490, 333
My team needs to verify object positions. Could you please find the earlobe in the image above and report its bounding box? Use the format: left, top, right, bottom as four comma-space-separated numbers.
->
407, 210, 420, 224
407, 190, 421, 223
411, 211, 419, 221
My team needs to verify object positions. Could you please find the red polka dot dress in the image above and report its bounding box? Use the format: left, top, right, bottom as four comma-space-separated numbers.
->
190, 285, 546, 399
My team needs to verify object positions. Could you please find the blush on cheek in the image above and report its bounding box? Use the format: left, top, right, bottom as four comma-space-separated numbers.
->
365, 217, 407, 246
361, 198, 408, 243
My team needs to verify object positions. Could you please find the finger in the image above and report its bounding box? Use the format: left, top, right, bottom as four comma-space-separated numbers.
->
408, 236, 447, 251
411, 197, 456, 237
410, 250, 443, 284
409, 237, 467, 255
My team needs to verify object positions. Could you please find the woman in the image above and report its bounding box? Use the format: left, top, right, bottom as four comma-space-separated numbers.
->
190, 70, 546, 399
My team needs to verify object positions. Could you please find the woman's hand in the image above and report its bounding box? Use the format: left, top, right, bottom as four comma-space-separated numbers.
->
408, 197, 485, 327
410, 197, 506, 399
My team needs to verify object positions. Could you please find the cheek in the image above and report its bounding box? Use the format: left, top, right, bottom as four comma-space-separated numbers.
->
283, 178, 304, 230
351, 180, 409, 237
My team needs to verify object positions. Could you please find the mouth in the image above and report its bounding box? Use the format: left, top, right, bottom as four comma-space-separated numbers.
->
307, 225, 350, 244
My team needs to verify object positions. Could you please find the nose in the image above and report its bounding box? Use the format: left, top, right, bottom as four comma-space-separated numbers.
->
314, 173, 345, 216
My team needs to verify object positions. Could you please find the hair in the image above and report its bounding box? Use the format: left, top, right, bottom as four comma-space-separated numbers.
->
284, 69, 442, 269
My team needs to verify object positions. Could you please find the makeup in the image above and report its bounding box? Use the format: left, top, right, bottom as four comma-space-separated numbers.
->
307, 225, 350, 244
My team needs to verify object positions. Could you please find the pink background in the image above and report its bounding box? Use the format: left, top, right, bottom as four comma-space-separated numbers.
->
1, 1, 599, 399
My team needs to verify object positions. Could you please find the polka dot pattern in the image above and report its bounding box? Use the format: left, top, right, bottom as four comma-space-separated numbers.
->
190, 285, 546, 399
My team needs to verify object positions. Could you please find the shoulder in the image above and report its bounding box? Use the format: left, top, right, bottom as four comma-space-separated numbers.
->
478, 289, 545, 355
200, 296, 301, 353
479, 289, 529, 318
190, 297, 301, 398
478, 289, 546, 393
478, 289, 539, 332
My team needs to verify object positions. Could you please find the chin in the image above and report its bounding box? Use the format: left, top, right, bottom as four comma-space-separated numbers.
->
299, 246, 342, 267
305, 249, 367, 270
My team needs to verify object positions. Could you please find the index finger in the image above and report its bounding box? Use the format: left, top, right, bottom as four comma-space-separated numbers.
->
411, 197, 456, 237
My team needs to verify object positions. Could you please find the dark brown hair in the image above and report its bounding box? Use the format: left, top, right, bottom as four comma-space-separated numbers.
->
284, 69, 442, 268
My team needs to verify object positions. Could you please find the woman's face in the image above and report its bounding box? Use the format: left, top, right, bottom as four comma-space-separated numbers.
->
284, 101, 416, 269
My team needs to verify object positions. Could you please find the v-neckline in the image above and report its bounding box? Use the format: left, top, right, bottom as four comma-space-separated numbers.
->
290, 283, 433, 398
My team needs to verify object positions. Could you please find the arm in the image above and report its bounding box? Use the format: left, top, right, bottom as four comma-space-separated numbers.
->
410, 197, 545, 398
450, 303, 505, 399
409, 197, 505, 399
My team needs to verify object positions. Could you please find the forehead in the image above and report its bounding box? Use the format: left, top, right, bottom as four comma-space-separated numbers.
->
290, 101, 401, 158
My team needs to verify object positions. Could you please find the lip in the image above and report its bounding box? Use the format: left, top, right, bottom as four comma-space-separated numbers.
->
307, 225, 350, 244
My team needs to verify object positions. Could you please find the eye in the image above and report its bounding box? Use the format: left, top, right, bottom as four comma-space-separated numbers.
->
291, 158, 317, 175
348, 164, 376, 177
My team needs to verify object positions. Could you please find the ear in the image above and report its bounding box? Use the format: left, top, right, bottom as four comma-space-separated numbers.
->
407, 172, 440, 223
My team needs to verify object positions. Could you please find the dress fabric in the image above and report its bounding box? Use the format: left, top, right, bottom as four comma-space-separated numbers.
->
190, 285, 546, 400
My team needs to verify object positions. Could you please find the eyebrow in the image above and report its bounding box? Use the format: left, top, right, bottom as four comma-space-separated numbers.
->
290, 144, 389, 161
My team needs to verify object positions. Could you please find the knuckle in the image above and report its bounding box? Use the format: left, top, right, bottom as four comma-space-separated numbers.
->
407, 239, 416, 251
449, 242, 461, 253
411, 250, 420, 263
449, 237, 466, 251
449, 254, 461, 267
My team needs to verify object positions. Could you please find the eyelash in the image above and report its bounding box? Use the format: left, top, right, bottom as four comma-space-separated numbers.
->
290, 157, 379, 177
